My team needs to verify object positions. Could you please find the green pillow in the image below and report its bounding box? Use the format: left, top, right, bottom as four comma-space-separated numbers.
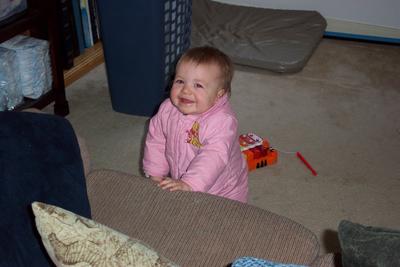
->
338, 220, 400, 267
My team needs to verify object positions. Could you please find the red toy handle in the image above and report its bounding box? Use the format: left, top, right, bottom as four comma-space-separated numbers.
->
296, 152, 317, 176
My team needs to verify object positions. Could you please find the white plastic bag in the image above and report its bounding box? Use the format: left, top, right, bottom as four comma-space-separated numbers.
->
0, 35, 52, 99
0, 47, 23, 110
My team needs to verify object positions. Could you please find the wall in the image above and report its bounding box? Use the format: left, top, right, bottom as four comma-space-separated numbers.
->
214, 0, 400, 40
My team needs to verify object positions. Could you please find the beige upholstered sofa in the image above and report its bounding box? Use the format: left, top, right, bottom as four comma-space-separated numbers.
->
75, 131, 338, 267
31, 109, 339, 267
85, 169, 338, 267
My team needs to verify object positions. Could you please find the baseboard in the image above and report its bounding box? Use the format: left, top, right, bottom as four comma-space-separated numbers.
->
64, 42, 105, 87
325, 18, 400, 44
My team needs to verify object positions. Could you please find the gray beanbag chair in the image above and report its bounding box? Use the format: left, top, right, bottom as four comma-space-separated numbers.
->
191, 0, 327, 72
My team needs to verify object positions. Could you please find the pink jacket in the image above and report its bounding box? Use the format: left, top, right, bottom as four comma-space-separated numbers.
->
143, 95, 248, 202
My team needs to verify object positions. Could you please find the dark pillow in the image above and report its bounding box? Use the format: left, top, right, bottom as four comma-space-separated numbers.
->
338, 220, 400, 267
0, 111, 91, 267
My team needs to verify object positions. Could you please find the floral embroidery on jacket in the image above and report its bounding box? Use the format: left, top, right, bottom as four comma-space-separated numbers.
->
186, 121, 203, 148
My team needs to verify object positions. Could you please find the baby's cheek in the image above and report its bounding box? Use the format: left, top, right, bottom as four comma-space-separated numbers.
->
170, 87, 179, 98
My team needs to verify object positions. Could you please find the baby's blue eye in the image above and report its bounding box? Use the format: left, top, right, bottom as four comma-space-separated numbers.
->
175, 79, 184, 84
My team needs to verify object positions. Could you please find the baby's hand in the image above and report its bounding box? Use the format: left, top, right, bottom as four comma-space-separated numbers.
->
150, 176, 164, 183
158, 178, 192, 192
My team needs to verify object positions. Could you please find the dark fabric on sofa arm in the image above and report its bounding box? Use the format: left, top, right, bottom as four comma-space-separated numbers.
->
0, 111, 91, 267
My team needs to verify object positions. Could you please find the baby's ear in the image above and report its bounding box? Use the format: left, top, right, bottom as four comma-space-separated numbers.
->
217, 89, 225, 98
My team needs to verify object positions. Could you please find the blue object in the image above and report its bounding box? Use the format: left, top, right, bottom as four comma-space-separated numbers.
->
96, 0, 192, 116
0, 111, 91, 267
80, 0, 93, 48
71, 0, 86, 54
232, 257, 308, 267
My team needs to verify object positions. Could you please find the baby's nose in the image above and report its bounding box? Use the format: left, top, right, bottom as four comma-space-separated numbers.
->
181, 84, 191, 94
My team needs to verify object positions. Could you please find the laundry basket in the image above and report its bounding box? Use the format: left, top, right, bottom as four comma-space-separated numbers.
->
96, 0, 192, 116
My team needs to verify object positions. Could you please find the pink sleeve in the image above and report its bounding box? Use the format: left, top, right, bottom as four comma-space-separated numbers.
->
142, 102, 170, 177
181, 116, 237, 192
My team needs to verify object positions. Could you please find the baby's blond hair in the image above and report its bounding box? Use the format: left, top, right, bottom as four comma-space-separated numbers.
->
176, 46, 234, 95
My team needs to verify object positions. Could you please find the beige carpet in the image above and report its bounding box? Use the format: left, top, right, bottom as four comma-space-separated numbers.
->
55, 38, 400, 254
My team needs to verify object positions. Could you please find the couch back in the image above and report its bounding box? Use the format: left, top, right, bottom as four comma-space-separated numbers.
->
86, 169, 321, 267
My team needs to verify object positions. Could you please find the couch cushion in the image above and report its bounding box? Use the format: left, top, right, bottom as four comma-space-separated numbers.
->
191, 0, 327, 73
86, 169, 320, 267
0, 111, 91, 266
338, 220, 400, 267
32, 202, 178, 267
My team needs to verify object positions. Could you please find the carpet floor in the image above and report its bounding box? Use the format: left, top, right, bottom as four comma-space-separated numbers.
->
53, 38, 400, 254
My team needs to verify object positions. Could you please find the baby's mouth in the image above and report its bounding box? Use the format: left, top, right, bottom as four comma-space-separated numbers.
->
179, 97, 194, 104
